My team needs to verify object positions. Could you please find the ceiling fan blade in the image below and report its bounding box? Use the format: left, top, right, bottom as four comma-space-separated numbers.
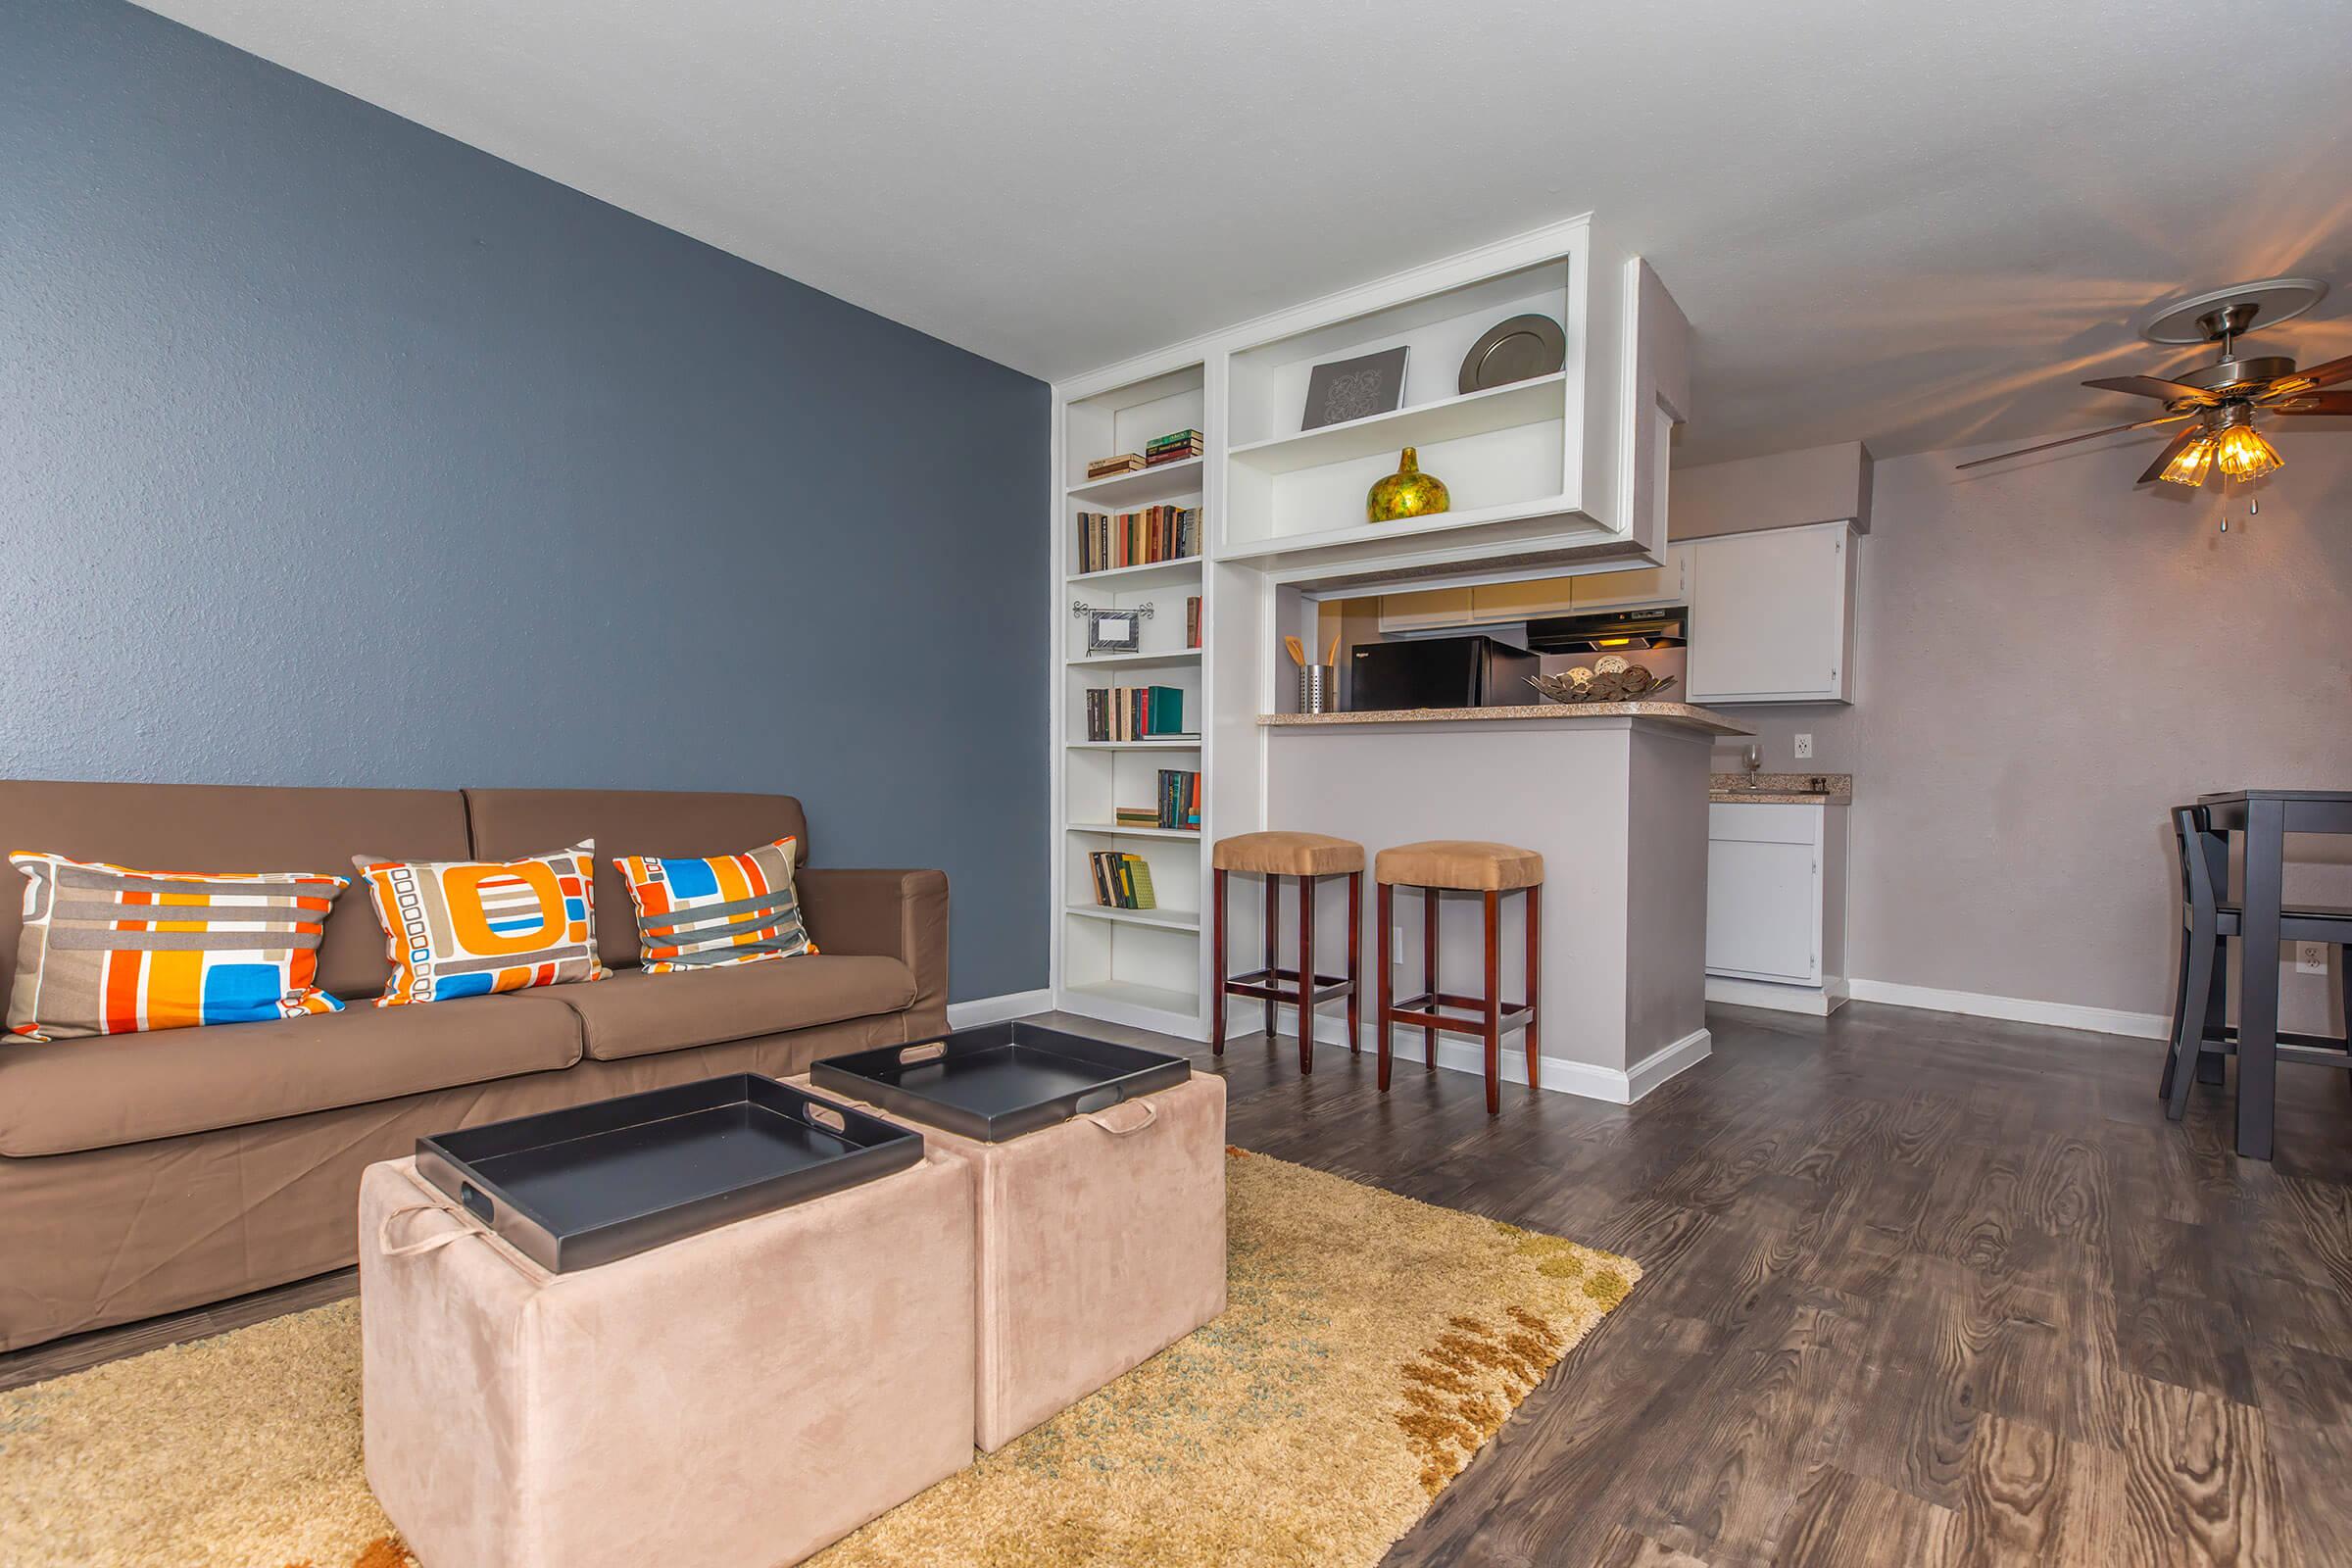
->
1954, 412, 2198, 471
2136, 425, 2208, 485
2272, 390, 2352, 415
2263, 353, 2352, 397
2082, 374, 2220, 405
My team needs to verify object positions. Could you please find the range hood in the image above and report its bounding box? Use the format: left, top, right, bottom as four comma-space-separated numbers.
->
1524, 606, 1688, 653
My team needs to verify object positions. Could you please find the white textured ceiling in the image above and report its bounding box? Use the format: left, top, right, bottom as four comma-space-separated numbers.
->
138, 0, 2352, 464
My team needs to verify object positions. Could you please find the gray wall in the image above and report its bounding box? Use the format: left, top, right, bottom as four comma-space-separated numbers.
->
0, 1, 1050, 1000
1708, 427, 2352, 1032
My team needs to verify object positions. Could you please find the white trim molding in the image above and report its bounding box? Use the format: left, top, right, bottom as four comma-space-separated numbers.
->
945, 990, 1054, 1030
1844, 978, 2167, 1041
1706, 975, 1850, 1017
1275, 1006, 1711, 1104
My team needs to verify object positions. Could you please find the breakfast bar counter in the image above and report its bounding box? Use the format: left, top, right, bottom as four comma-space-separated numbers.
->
1258, 701, 1750, 1103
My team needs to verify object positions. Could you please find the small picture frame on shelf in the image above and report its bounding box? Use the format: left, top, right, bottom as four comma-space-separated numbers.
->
1301, 346, 1409, 430
1073, 600, 1152, 655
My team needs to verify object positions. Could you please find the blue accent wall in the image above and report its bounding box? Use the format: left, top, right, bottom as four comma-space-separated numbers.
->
0, 1, 1050, 1000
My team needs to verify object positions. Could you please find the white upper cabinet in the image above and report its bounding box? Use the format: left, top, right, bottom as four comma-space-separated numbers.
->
1211, 219, 1691, 587
1685, 521, 1856, 705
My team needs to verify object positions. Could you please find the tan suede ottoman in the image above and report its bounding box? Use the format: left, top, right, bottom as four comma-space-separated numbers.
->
358, 1152, 975, 1568
791, 1068, 1227, 1451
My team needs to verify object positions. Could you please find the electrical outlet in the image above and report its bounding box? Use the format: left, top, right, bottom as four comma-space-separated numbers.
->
1793, 733, 1814, 760
2298, 943, 2330, 976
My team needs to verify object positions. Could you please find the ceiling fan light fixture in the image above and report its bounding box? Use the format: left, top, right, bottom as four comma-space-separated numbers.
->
2158, 435, 2216, 486
2213, 421, 2283, 482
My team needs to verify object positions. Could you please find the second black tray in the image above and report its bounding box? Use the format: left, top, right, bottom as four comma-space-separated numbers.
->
811, 1021, 1190, 1143
416, 1073, 922, 1273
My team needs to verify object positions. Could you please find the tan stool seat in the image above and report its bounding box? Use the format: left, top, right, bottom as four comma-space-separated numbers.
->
1375, 840, 1544, 892
1212, 830, 1364, 877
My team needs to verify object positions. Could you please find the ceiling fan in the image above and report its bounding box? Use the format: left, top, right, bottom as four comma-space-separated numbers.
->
1958, 277, 2352, 485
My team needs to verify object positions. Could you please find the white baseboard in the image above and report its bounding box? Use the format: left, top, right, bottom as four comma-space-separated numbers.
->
1706, 974, 1849, 1016
1844, 977, 2167, 1041
1269, 1004, 1710, 1104
945, 989, 1053, 1029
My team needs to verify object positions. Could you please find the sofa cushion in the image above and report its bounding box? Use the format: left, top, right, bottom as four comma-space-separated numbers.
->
0, 780, 472, 1006
464, 790, 808, 970
552, 955, 915, 1062
0, 993, 584, 1157
353, 842, 606, 1004
613, 837, 812, 973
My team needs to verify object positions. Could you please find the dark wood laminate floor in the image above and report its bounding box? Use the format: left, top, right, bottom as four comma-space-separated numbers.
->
8, 1001, 2350, 1566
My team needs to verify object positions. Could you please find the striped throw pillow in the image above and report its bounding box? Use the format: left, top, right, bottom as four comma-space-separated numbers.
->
613, 837, 814, 973
6, 853, 349, 1043
353, 842, 605, 1005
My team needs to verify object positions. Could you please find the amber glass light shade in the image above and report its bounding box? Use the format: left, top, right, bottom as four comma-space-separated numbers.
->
2213, 423, 2283, 481
2158, 436, 2216, 486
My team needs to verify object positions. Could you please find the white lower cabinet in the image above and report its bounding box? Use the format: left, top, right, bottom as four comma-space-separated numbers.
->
1705, 800, 1848, 1013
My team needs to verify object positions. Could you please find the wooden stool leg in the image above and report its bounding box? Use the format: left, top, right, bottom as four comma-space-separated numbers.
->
1297, 872, 1317, 1074
2195, 940, 2229, 1086
1424, 886, 1441, 1073
2169, 918, 2218, 1122
1523, 883, 1541, 1092
2159, 924, 2189, 1101
1263, 874, 1279, 1041
1346, 871, 1362, 1054
1377, 881, 1394, 1091
1211, 868, 1228, 1056
1483, 890, 1501, 1114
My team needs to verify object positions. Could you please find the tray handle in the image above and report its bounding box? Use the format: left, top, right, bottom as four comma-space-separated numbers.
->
806, 1102, 848, 1134
899, 1041, 947, 1064
1082, 1099, 1158, 1137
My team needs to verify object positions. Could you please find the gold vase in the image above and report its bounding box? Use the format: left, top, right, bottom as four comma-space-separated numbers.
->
1367, 446, 1449, 523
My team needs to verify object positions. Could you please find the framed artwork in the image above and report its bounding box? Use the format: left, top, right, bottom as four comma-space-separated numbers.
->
1301, 346, 1409, 430
1073, 601, 1152, 655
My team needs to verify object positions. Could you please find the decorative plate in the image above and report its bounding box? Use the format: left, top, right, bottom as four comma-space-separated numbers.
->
1457, 314, 1567, 394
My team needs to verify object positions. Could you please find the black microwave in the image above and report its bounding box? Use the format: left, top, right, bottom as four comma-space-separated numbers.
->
1348, 635, 1537, 711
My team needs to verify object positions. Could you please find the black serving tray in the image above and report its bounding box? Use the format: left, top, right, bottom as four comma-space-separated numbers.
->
416, 1073, 922, 1273
811, 1021, 1190, 1143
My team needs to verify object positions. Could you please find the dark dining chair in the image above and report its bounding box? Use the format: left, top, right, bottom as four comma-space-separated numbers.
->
2160, 805, 2352, 1123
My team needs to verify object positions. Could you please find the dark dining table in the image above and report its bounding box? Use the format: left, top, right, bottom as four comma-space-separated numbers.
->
2197, 789, 2352, 1160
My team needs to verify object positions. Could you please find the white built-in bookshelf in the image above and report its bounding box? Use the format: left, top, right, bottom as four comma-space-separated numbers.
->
1047, 215, 1690, 1039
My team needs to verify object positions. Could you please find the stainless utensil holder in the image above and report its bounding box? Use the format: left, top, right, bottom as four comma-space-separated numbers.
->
1299, 664, 1337, 714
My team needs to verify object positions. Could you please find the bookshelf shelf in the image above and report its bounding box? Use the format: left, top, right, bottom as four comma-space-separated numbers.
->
1065, 455, 1204, 505
1066, 648, 1202, 668
1065, 903, 1200, 932
1060, 976, 1200, 1020
1065, 822, 1201, 840
1065, 738, 1200, 751
1066, 556, 1202, 589
1227, 372, 1567, 475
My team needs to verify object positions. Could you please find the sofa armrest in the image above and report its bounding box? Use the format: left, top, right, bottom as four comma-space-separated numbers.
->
797, 868, 949, 1025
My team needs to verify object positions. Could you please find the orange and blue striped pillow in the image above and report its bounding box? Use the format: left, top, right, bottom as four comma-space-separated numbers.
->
6, 853, 349, 1043
353, 842, 605, 1005
613, 837, 813, 973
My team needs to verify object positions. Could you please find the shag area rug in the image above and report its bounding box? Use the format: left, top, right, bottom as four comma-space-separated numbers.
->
0, 1150, 1637, 1568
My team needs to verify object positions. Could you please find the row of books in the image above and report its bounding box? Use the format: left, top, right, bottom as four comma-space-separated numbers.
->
1084, 428, 1203, 480
1145, 428, 1202, 467
1074, 506, 1200, 574
1111, 765, 1203, 832
1085, 685, 1186, 742
1087, 851, 1158, 910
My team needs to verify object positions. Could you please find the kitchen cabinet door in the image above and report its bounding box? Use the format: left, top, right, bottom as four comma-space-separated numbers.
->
1570, 543, 1690, 610
1377, 587, 1474, 633
1686, 523, 1853, 703
1468, 576, 1579, 623
1705, 804, 1823, 984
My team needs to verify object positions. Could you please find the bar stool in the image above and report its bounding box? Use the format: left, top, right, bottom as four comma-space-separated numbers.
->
1210, 831, 1364, 1072
1375, 840, 1543, 1114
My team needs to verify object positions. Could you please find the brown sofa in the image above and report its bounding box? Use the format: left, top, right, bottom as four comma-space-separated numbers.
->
0, 780, 949, 1353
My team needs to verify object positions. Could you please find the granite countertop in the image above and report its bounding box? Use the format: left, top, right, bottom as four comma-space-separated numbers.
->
1709, 771, 1853, 805
1258, 702, 1752, 738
